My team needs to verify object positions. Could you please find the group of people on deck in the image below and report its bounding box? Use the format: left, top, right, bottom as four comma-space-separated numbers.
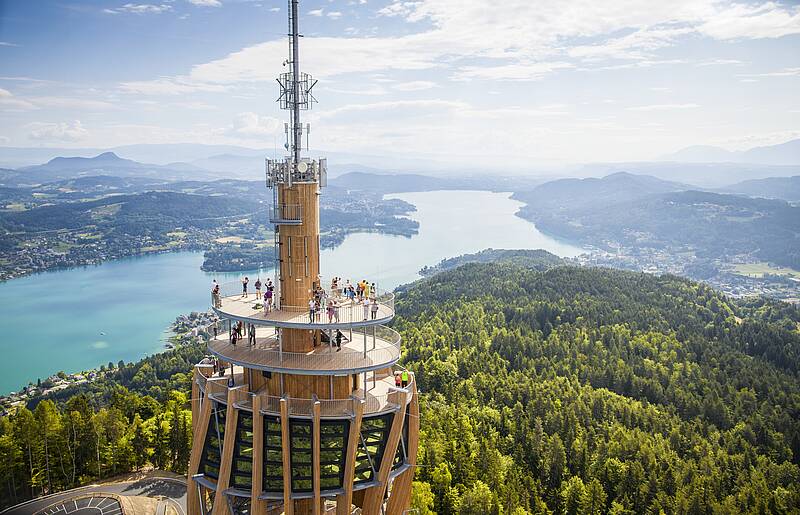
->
212, 275, 382, 323
226, 320, 257, 346
308, 277, 381, 323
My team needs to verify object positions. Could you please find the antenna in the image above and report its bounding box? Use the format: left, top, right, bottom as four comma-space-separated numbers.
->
266, 0, 325, 188
277, 0, 317, 167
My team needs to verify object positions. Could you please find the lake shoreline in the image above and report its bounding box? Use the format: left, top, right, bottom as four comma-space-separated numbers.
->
0, 190, 585, 394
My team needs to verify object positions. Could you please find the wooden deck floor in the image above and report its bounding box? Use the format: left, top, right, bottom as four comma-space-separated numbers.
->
207, 327, 400, 373
214, 294, 394, 328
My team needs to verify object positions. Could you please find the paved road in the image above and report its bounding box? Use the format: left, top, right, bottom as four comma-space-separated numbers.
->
2, 477, 186, 515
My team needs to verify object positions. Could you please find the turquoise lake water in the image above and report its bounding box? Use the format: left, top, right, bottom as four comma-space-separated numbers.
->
0, 190, 583, 393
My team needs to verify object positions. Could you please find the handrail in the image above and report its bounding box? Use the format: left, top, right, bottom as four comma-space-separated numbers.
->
196, 368, 415, 418
269, 203, 302, 223
213, 278, 395, 326
207, 325, 402, 373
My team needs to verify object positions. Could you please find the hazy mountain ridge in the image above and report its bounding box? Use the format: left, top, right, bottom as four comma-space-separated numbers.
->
0, 152, 220, 186
512, 171, 690, 212
664, 138, 800, 166
721, 175, 800, 201
514, 172, 800, 271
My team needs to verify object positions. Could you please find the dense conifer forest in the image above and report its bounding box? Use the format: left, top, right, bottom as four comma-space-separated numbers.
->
0, 258, 799, 513
396, 262, 800, 514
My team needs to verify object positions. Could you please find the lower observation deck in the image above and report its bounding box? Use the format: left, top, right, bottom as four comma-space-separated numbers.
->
212, 281, 395, 328
207, 325, 401, 375
197, 366, 414, 418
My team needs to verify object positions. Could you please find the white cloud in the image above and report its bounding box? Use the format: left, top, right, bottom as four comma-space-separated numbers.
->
0, 88, 36, 110
27, 120, 88, 142
626, 103, 700, 111
698, 2, 800, 39
229, 112, 282, 138
0, 42, 19, 47
740, 67, 800, 78
119, 77, 228, 95
455, 61, 573, 81
392, 80, 437, 91
116, 0, 800, 94
187, 0, 222, 6
328, 11, 342, 19
103, 4, 173, 14
269, 7, 280, 12
695, 58, 744, 66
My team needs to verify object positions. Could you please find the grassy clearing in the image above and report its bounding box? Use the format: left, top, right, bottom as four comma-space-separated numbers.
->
214, 236, 245, 244
732, 262, 800, 278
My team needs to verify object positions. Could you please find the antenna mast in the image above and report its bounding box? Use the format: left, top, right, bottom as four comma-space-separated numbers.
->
290, 0, 302, 165
272, 0, 317, 182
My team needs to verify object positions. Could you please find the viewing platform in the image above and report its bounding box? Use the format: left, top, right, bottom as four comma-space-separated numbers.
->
206, 325, 401, 374
212, 280, 395, 328
196, 365, 413, 419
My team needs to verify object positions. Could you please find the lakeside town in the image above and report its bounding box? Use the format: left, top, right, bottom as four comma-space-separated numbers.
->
575, 245, 800, 304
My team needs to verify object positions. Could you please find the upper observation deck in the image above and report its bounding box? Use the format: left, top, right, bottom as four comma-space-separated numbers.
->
206, 325, 401, 375
211, 280, 395, 329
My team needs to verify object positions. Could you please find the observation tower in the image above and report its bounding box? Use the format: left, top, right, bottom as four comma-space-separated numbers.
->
187, 2, 419, 514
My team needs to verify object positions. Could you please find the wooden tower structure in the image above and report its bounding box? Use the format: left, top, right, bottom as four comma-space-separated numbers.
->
187, 2, 419, 513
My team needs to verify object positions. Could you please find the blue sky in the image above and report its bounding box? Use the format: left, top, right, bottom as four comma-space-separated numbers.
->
0, 0, 798, 164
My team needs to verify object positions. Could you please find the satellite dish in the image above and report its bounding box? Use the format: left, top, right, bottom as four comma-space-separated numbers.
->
297, 162, 308, 173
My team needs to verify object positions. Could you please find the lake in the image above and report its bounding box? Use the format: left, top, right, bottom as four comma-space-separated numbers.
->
0, 190, 583, 393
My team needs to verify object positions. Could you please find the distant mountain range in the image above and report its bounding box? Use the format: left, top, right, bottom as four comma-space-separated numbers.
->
0, 152, 219, 186
663, 138, 800, 166
512, 171, 800, 270
513, 171, 689, 211
722, 175, 800, 202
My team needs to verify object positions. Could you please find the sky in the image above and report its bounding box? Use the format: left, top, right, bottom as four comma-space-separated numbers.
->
0, 0, 799, 165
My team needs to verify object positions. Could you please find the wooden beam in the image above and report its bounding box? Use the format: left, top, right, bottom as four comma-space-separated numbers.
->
336, 397, 364, 515
312, 399, 321, 515
385, 378, 420, 515
280, 398, 294, 515
251, 395, 266, 515
191, 368, 200, 437
187, 384, 213, 515
212, 387, 246, 515
360, 390, 408, 515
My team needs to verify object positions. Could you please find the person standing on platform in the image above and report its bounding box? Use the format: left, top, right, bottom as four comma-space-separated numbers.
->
241, 276, 249, 298
309, 298, 316, 323
255, 278, 262, 300
401, 369, 409, 388
333, 300, 340, 323
364, 281, 371, 299
264, 287, 273, 314
212, 284, 221, 308
248, 323, 256, 346
363, 297, 370, 321
395, 372, 402, 388
327, 301, 335, 323
370, 298, 379, 320
335, 329, 344, 351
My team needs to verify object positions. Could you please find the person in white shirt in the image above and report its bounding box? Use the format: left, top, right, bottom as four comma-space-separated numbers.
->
309, 298, 316, 323
363, 297, 370, 321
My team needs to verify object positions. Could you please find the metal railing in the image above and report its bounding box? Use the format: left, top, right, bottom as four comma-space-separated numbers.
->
207, 325, 402, 373
214, 279, 395, 326
269, 203, 302, 224
196, 368, 415, 418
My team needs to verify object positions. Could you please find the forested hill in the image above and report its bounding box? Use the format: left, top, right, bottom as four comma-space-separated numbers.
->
395, 262, 800, 514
